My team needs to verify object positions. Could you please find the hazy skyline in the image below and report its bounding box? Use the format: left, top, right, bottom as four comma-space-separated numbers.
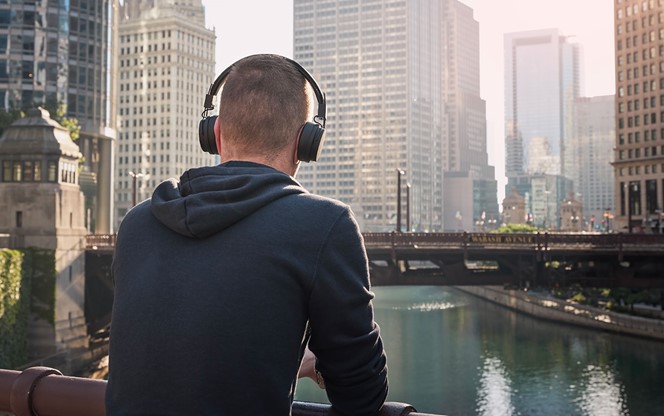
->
202, 0, 616, 199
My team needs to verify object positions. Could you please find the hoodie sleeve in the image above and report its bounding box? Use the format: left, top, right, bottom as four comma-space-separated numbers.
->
307, 208, 388, 416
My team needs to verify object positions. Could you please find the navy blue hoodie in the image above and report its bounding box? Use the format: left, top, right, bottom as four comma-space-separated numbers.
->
106, 162, 388, 415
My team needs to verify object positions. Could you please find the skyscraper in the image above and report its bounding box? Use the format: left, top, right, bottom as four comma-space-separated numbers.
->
0, 0, 119, 233
504, 29, 581, 181
574, 96, 615, 228
293, 0, 496, 232
442, 1, 498, 231
614, 0, 664, 233
115, 0, 215, 227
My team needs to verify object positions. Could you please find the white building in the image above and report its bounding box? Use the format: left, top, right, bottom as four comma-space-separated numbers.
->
574, 95, 615, 228
115, 0, 216, 228
294, 0, 496, 232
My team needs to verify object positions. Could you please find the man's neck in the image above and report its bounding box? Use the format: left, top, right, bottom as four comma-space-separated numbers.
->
220, 154, 297, 177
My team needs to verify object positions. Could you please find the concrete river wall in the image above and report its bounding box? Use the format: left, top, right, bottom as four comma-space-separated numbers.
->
455, 286, 664, 341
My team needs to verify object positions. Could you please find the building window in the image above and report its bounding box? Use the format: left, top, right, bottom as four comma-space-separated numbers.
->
34, 160, 41, 181
47, 161, 57, 182
16, 211, 22, 228
1, 160, 10, 181
646, 179, 658, 213
12, 161, 22, 181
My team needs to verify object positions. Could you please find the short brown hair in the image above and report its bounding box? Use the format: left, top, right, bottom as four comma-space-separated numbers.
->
218, 54, 309, 160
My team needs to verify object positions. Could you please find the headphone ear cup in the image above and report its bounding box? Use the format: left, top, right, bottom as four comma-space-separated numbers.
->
297, 122, 325, 162
199, 115, 219, 154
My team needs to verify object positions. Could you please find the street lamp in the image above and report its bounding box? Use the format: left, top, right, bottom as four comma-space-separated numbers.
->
544, 190, 550, 230
406, 182, 411, 232
129, 171, 144, 207
396, 169, 405, 232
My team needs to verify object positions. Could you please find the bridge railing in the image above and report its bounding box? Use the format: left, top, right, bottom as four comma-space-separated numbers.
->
362, 232, 664, 250
85, 234, 116, 250
87, 232, 664, 252
0, 367, 438, 416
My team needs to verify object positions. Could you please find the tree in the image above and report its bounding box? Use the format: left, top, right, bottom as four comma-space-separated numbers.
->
0, 102, 80, 142
492, 223, 538, 234
43, 101, 81, 141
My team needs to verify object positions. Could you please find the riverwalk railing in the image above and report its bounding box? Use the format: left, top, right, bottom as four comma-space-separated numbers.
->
0, 367, 441, 416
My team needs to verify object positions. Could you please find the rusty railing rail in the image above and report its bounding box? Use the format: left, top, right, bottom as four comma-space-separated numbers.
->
0, 367, 441, 416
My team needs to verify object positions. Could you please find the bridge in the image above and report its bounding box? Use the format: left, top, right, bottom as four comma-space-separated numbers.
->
362, 232, 664, 288
85, 232, 664, 289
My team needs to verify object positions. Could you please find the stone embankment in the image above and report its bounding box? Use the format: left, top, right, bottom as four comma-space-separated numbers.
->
455, 286, 664, 341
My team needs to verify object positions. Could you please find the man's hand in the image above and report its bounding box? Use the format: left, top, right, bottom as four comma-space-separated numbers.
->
298, 347, 326, 388
298, 347, 317, 380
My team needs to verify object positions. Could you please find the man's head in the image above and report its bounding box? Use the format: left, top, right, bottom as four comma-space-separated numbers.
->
216, 54, 312, 170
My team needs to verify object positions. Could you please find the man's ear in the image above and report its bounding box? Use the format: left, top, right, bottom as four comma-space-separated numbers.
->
293, 124, 304, 165
214, 116, 222, 156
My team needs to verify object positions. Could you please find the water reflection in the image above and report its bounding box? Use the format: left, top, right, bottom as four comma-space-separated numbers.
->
295, 286, 664, 416
476, 355, 515, 416
574, 364, 628, 416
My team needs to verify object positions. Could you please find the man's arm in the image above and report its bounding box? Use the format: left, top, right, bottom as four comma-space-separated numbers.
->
307, 208, 388, 416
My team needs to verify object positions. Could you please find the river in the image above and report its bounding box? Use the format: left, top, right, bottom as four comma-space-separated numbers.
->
294, 286, 664, 416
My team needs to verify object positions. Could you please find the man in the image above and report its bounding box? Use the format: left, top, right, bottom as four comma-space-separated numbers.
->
106, 54, 388, 415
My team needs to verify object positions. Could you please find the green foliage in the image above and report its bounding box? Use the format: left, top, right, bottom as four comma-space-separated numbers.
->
492, 223, 538, 233
0, 102, 80, 142
43, 101, 81, 142
555, 286, 664, 315
0, 248, 56, 369
25, 248, 56, 325
0, 249, 30, 368
570, 292, 586, 303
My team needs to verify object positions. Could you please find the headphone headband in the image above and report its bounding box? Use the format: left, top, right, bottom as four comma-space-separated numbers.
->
201, 55, 327, 127
199, 55, 327, 162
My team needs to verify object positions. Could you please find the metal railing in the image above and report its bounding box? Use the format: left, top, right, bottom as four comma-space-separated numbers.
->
85, 234, 116, 250
0, 367, 440, 416
86, 232, 664, 252
362, 231, 664, 250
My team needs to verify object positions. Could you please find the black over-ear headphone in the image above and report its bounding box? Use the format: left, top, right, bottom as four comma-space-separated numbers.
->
198, 55, 327, 162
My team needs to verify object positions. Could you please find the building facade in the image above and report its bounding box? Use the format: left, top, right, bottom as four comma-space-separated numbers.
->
442, 1, 498, 231
115, 0, 215, 228
0, 108, 88, 364
504, 29, 581, 229
0, 0, 119, 233
504, 29, 581, 180
614, 0, 664, 233
574, 95, 615, 229
293, 0, 496, 232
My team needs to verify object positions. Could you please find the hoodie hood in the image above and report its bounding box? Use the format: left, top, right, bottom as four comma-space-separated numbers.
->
151, 161, 306, 238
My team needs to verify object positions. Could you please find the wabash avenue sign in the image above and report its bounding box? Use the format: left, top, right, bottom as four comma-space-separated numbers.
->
467, 234, 537, 245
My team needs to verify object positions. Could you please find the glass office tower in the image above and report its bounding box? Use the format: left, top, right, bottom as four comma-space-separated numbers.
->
0, 0, 119, 233
504, 29, 581, 180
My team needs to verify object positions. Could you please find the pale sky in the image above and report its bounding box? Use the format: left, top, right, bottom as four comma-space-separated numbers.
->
202, 0, 616, 199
